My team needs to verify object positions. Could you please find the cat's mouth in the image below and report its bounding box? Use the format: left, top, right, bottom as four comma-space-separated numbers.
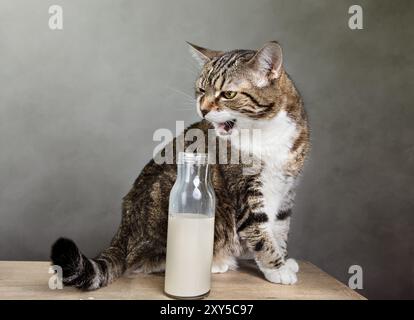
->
215, 119, 237, 136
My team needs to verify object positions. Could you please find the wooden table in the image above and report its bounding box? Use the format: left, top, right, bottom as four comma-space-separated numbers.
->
0, 260, 365, 300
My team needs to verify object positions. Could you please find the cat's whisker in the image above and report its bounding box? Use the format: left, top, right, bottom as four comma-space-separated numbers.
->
164, 88, 197, 110
174, 105, 196, 111
166, 86, 194, 100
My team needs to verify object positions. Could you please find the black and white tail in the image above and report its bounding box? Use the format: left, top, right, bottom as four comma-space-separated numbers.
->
50, 238, 126, 291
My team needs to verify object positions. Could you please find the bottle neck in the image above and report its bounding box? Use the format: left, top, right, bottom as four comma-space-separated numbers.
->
177, 162, 210, 185
170, 153, 215, 216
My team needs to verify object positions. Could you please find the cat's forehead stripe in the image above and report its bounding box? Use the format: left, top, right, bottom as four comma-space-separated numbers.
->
201, 50, 255, 90
209, 54, 239, 88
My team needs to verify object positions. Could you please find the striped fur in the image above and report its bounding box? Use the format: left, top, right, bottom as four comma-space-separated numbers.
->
190, 41, 310, 283
50, 41, 310, 290
51, 228, 127, 290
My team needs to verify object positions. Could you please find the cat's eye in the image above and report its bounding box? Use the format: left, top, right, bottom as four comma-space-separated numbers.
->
222, 91, 237, 99
197, 87, 205, 93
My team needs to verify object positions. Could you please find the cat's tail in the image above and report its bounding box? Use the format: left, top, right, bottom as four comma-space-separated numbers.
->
50, 237, 126, 291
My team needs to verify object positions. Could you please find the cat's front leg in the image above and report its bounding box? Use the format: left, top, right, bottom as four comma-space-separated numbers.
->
238, 210, 298, 285
270, 211, 299, 283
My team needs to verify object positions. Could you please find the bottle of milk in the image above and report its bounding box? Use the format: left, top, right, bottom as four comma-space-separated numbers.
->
164, 152, 216, 299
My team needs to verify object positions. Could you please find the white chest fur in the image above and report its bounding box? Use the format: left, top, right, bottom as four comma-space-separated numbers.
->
232, 111, 298, 215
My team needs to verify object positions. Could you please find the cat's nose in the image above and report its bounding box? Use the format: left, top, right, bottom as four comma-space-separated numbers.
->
200, 101, 218, 118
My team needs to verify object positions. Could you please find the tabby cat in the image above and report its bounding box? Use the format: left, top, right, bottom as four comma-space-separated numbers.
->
51, 41, 310, 290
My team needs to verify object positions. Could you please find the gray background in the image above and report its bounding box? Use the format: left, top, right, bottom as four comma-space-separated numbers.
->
0, 0, 413, 299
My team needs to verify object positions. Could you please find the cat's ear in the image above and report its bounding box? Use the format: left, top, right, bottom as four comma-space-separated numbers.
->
186, 42, 223, 66
248, 41, 283, 86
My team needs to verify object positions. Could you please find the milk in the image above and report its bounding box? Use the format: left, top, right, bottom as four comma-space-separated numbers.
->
164, 213, 215, 298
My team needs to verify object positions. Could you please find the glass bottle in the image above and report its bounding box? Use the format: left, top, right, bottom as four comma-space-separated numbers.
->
164, 152, 216, 299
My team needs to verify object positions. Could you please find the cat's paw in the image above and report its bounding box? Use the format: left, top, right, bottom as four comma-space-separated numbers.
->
262, 260, 299, 285
285, 258, 299, 273
211, 263, 229, 274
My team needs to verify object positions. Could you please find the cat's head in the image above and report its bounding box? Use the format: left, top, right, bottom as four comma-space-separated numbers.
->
189, 41, 287, 138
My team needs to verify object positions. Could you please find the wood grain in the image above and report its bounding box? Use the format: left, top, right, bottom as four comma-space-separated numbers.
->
0, 260, 365, 300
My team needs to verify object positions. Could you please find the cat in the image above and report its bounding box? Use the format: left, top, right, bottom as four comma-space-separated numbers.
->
51, 41, 310, 290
